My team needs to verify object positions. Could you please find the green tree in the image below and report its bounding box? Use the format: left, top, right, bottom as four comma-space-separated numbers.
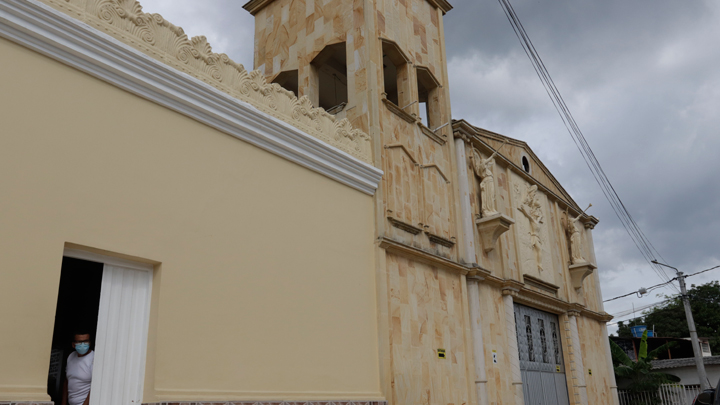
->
643, 281, 720, 353
616, 318, 644, 338
610, 330, 680, 404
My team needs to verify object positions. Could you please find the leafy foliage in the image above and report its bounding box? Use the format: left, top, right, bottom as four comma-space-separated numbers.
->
610, 331, 680, 404
616, 281, 720, 353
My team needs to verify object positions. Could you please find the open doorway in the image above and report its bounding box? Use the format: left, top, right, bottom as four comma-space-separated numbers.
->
311, 42, 348, 114
47, 256, 103, 403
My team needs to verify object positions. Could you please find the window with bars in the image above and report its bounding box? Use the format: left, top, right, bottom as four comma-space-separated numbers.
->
525, 315, 535, 362
539, 319, 549, 363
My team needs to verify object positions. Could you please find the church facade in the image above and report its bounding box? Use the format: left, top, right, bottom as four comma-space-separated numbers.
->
0, 0, 619, 404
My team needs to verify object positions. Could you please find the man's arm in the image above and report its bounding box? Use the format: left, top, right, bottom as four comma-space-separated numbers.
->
82, 389, 91, 405
62, 378, 68, 405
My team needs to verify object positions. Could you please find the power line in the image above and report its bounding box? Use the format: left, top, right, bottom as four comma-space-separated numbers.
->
603, 278, 677, 303
609, 298, 673, 321
686, 265, 720, 279
496, 0, 679, 292
602, 264, 720, 303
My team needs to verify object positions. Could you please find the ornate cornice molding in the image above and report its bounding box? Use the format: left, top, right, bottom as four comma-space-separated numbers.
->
24, 0, 373, 165
582, 215, 600, 229
424, 0, 453, 15
0, 0, 382, 194
488, 277, 613, 322
378, 237, 469, 275
242, 0, 272, 15
466, 265, 492, 281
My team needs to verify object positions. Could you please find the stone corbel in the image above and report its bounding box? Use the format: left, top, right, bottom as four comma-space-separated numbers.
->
568, 262, 597, 290
475, 213, 515, 253
501, 279, 524, 297
467, 265, 492, 281
582, 215, 599, 229
566, 310, 582, 318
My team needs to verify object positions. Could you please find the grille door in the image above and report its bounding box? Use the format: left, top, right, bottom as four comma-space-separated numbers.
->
514, 303, 570, 405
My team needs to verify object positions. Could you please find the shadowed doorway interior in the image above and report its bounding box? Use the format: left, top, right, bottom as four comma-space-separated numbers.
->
47, 256, 103, 403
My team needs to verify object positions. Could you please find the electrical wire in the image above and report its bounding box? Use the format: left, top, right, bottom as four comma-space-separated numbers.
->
685, 265, 720, 279
496, 0, 680, 292
603, 265, 720, 302
603, 277, 677, 302
609, 298, 673, 320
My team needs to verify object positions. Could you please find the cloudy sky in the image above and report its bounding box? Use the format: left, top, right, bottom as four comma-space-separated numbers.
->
138, 0, 720, 333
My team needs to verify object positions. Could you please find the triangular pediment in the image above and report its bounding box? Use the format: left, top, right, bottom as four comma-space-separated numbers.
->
454, 119, 582, 212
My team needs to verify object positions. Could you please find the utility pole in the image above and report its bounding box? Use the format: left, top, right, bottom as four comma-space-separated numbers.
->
652, 260, 710, 390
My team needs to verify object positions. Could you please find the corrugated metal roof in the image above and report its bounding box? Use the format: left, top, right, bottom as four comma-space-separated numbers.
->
651, 356, 720, 370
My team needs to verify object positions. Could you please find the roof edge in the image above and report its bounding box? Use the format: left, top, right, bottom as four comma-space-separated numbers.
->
427, 0, 453, 14
453, 119, 585, 216
244, 0, 452, 16
242, 0, 272, 15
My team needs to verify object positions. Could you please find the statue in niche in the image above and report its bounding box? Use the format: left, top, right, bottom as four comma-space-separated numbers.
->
472, 141, 506, 218
518, 185, 544, 271
566, 204, 592, 264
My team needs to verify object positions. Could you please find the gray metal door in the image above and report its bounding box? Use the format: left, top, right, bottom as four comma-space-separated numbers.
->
514, 303, 570, 405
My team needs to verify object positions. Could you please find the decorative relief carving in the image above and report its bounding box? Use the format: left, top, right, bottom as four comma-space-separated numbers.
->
383, 144, 455, 247
568, 213, 586, 264
564, 204, 592, 265
517, 184, 545, 272
472, 142, 505, 218
37, 0, 373, 163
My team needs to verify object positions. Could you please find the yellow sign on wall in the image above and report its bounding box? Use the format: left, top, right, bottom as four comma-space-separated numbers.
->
437, 349, 446, 359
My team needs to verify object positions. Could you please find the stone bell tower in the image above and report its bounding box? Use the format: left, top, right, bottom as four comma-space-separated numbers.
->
244, 0, 458, 255
244, 1, 467, 404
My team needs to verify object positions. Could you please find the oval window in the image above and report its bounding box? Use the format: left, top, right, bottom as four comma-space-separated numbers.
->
522, 156, 530, 173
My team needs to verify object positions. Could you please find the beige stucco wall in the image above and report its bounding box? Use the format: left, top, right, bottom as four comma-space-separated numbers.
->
579, 317, 617, 404
0, 36, 382, 402
477, 283, 518, 405
386, 253, 471, 405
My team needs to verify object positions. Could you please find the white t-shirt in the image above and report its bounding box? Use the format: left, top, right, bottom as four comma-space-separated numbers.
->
66, 350, 94, 405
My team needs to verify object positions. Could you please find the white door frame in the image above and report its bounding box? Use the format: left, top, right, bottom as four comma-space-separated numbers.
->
63, 248, 153, 405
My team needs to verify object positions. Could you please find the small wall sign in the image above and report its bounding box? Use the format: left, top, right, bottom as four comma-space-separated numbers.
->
588, 369, 592, 375
437, 349, 446, 359
556, 365, 561, 372
492, 350, 498, 364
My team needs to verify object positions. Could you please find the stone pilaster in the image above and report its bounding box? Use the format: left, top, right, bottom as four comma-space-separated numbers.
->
565, 311, 588, 405
502, 289, 525, 405
468, 276, 489, 405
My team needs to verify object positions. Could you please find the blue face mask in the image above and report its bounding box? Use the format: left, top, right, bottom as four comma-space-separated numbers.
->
75, 342, 90, 355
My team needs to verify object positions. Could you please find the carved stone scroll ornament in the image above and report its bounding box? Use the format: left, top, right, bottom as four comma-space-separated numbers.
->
517, 185, 544, 271
39, 0, 372, 163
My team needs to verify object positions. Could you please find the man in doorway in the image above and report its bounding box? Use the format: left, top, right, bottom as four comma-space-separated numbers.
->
62, 330, 94, 405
